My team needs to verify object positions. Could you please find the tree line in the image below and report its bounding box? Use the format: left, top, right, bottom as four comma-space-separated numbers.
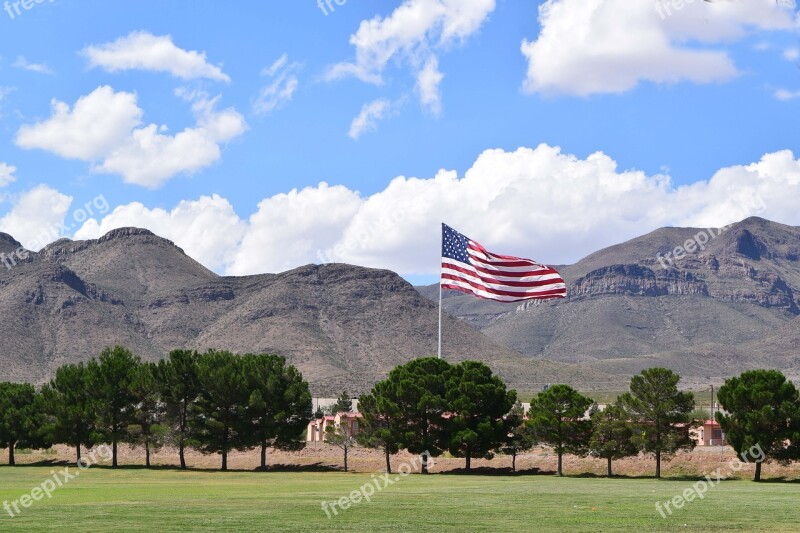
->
2, 349, 800, 481
354, 360, 800, 481
0, 346, 312, 471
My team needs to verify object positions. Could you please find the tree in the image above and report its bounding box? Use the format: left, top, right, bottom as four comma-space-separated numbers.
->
191, 351, 250, 471
158, 349, 201, 469
87, 346, 141, 468
528, 384, 594, 476
370, 358, 451, 474
619, 368, 696, 479
325, 416, 358, 472
715, 370, 800, 481
444, 361, 516, 471
501, 402, 536, 473
357, 390, 401, 474
589, 403, 638, 477
41, 362, 96, 465
242, 354, 312, 471
128, 362, 167, 467
0, 383, 47, 465
331, 391, 353, 414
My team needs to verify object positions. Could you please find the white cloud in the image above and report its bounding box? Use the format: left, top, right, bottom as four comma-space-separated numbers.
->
0, 163, 17, 187
74, 194, 246, 271
83, 31, 230, 82
15, 86, 142, 160
348, 98, 394, 139
252, 54, 301, 116
15, 86, 246, 188
784, 47, 800, 60
775, 88, 800, 100
327, 0, 494, 111
226, 183, 363, 275
521, 0, 796, 96
66, 146, 800, 277
416, 56, 444, 115
12, 56, 54, 75
0, 185, 72, 250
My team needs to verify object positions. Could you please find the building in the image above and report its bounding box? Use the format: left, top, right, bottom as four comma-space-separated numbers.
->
306, 412, 363, 443
694, 419, 727, 446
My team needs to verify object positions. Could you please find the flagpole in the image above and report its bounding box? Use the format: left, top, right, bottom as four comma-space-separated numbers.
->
438, 223, 443, 359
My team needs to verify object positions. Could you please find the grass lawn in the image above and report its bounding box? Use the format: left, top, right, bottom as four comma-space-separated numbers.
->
1, 466, 799, 532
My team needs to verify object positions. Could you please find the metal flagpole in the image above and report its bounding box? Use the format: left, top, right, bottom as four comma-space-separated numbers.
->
438, 223, 443, 359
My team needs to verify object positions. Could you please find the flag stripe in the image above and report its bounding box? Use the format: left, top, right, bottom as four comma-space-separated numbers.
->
441, 224, 566, 303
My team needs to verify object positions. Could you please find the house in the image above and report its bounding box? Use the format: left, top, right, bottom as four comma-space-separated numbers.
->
694, 419, 727, 446
306, 412, 363, 443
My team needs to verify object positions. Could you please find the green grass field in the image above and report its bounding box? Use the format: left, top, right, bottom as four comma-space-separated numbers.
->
1, 467, 799, 532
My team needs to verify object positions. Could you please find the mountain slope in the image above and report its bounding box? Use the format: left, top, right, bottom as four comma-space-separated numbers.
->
417, 217, 800, 384
0, 228, 603, 394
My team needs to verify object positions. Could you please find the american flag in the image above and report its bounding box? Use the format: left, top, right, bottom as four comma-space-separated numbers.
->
441, 224, 567, 302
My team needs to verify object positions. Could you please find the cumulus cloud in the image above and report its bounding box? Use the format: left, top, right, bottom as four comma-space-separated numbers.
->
14, 86, 246, 188
63, 146, 800, 277
15, 86, 142, 160
74, 194, 247, 271
252, 54, 301, 115
348, 98, 396, 139
521, 0, 797, 96
327, 0, 495, 114
12, 56, 54, 75
0, 163, 17, 187
83, 31, 230, 82
0, 185, 72, 250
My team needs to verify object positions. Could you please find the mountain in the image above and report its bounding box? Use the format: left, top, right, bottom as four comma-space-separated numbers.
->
417, 217, 800, 386
0, 228, 602, 394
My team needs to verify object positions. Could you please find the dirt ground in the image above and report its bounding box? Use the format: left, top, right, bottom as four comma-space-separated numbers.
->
10, 444, 800, 480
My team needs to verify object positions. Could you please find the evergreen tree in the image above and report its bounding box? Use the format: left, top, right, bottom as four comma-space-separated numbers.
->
716, 369, 800, 481
0, 383, 48, 465
88, 346, 141, 468
357, 390, 401, 473
191, 351, 250, 471
444, 361, 516, 471
242, 354, 312, 470
619, 368, 696, 479
157, 349, 201, 469
528, 385, 594, 476
128, 362, 167, 467
41, 362, 96, 465
501, 402, 536, 474
589, 403, 638, 477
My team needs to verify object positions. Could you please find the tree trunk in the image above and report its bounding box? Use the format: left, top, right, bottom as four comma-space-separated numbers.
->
607, 457, 613, 477
465, 450, 471, 471
8, 443, 15, 466
343, 446, 348, 472
145, 441, 151, 468
655, 450, 661, 479
385, 447, 392, 474
422, 453, 429, 475
754, 461, 762, 482
112, 440, 118, 468
76, 444, 82, 466
221, 451, 228, 472
261, 441, 268, 471
179, 440, 186, 470
557, 449, 563, 476
512, 452, 517, 474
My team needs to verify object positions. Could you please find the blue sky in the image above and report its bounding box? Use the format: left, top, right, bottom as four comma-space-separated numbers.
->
0, 0, 799, 284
